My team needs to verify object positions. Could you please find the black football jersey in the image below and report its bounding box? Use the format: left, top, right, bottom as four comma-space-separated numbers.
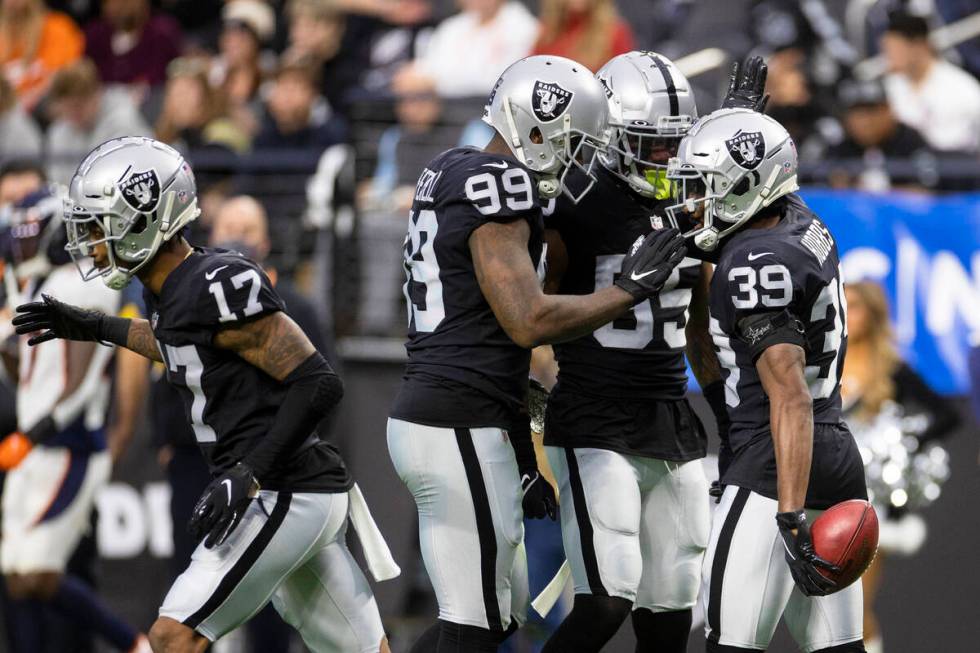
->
390, 147, 545, 430
144, 247, 352, 492
543, 167, 705, 460
710, 194, 866, 506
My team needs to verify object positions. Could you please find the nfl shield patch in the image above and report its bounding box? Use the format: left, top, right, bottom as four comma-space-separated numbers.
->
118, 169, 161, 213
532, 81, 574, 122
725, 131, 765, 170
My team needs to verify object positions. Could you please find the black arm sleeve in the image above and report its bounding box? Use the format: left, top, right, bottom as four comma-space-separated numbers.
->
893, 362, 961, 442
243, 352, 344, 481
736, 309, 807, 362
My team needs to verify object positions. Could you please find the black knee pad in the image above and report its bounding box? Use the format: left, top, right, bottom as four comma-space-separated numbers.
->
436, 619, 500, 653
813, 641, 866, 653
631, 608, 692, 653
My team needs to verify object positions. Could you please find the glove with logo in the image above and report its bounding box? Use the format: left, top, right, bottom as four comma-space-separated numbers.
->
189, 463, 260, 549
0, 433, 32, 470
615, 228, 687, 303
521, 469, 558, 520
13, 294, 130, 347
776, 509, 839, 596
722, 56, 770, 112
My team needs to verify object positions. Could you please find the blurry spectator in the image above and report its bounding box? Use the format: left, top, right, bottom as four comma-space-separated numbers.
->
397, 0, 537, 99
344, 0, 434, 98
209, 0, 276, 136
880, 11, 980, 153
0, 158, 42, 207
285, 0, 361, 116
255, 54, 348, 151
361, 75, 460, 211
532, 0, 634, 72
210, 194, 331, 354
0, 0, 83, 109
0, 76, 41, 161
84, 0, 182, 88
764, 47, 832, 160
155, 57, 249, 154
841, 281, 960, 653
45, 58, 150, 184
827, 78, 932, 192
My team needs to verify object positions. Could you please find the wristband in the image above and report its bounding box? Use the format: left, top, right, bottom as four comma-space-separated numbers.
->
98, 315, 132, 347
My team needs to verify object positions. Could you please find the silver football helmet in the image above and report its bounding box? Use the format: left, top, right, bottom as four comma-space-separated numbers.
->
482, 55, 611, 202
665, 108, 799, 252
64, 137, 200, 289
597, 51, 698, 199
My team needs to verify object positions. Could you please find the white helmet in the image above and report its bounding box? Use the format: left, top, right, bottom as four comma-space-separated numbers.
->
597, 51, 698, 199
65, 136, 200, 289
483, 55, 611, 202
665, 108, 799, 252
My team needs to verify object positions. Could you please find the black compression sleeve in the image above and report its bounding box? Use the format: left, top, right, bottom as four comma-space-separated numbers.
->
509, 414, 537, 473
243, 352, 344, 481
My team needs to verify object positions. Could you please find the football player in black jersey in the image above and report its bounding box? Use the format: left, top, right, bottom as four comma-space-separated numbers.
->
539, 52, 773, 653
388, 55, 689, 653
539, 51, 711, 653
13, 137, 394, 653
665, 109, 868, 652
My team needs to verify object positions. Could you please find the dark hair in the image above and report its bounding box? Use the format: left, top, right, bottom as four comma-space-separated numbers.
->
0, 159, 46, 183
885, 11, 930, 41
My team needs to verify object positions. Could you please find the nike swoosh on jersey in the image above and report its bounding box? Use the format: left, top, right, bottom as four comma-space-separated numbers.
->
222, 478, 233, 503
205, 265, 229, 280
630, 268, 659, 281
482, 162, 509, 169
747, 252, 774, 261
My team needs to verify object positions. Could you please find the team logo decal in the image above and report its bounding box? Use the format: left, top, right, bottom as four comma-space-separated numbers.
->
725, 131, 765, 170
532, 81, 574, 122
118, 169, 161, 213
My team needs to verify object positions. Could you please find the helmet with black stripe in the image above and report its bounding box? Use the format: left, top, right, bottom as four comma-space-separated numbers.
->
597, 51, 698, 199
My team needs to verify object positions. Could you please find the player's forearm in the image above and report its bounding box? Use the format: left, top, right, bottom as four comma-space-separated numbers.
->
125, 319, 164, 362
771, 393, 813, 512
242, 352, 343, 480
518, 286, 633, 348
686, 263, 722, 385
686, 323, 722, 386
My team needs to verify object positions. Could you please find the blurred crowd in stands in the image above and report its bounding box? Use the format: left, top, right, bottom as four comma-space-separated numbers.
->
0, 0, 977, 336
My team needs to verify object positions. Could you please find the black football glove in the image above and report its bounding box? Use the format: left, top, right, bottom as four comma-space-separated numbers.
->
722, 56, 769, 112
189, 463, 259, 549
13, 294, 125, 346
614, 228, 687, 303
521, 470, 557, 521
776, 509, 839, 597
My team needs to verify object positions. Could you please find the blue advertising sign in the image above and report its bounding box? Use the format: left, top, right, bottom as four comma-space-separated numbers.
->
800, 190, 980, 394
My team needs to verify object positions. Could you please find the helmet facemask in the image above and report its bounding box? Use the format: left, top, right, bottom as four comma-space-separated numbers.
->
605, 114, 692, 200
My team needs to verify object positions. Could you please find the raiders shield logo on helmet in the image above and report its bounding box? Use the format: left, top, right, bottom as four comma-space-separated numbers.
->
725, 131, 765, 170
118, 169, 161, 212
532, 81, 573, 122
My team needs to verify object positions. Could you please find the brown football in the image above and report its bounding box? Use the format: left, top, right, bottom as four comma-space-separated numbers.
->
811, 500, 880, 592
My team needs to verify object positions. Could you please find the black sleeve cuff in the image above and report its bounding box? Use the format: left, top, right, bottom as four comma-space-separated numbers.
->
737, 310, 807, 362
